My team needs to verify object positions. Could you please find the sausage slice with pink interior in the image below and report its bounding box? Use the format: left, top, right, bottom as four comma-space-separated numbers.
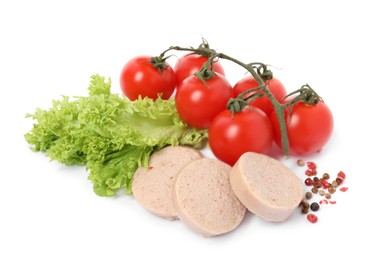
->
132, 146, 203, 220
230, 152, 303, 222
173, 158, 246, 237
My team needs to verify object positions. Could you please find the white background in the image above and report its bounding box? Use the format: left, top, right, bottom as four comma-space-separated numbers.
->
1, 0, 389, 259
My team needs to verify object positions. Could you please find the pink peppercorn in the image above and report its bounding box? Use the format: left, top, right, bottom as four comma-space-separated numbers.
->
305, 169, 317, 176
307, 214, 318, 223
305, 178, 313, 186
307, 162, 317, 170
321, 179, 330, 189
337, 171, 346, 179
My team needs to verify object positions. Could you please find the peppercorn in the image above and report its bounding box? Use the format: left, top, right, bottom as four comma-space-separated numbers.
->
321, 179, 330, 189
310, 202, 320, 211
322, 173, 330, 180
305, 169, 316, 176
305, 178, 313, 186
319, 190, 325, 196
307, 213, 318, 223
301, 201, 310, 209
305, 192, 313, 200
301, 208, 309, 214
313, 181, 322, 189
328, 187, 336, 194
331, 180, 339, 188
325, 193, 331, 199
336, 177, 344, 185
337, 171, 346, 179
311, 187, 318, 194
307, 162, 317, 170
297, 159, 305, 167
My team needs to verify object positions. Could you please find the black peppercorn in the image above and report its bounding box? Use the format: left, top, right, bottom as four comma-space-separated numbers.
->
310, 202, 320, 211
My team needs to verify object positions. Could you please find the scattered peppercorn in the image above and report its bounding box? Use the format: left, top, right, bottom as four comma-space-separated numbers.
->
297, 159, 305, 167
305, 192, 313, 200
301, 202, 310, 209
307, 214, 318, 223
307, 162, 317, 170
299, 162, 348, 223
336, 177, 344, 185
305, 169, 317, 176
313, 177, 321, 188
305, 178, 313, 186
321, 179, 330, 189
337, 171, 346, 179
310, 202, 320, 211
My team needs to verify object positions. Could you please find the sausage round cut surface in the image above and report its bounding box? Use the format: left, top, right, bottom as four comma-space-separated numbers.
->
132, 146, 203, 220
230, 152, 303, 222
173, 158, 246, 237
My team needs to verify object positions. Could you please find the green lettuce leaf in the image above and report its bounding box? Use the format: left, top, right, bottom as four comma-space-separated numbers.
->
25, 74, 207, 196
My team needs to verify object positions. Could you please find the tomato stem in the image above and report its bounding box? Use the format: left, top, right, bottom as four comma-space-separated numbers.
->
216, 53, 290, 157
284, 84, 323, 106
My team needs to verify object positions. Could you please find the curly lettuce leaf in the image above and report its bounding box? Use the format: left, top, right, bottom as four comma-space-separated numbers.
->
25, 74, 207, 196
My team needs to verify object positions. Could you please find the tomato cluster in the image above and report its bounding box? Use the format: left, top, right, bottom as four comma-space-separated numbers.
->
120, 51, 333, 166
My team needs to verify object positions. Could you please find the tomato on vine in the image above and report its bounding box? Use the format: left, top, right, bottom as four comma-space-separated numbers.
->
120, 55, 176, 100
233, 75, 287, 116
159, 41, 334, 157
175, 71, 233, 129
233, 65, 287, 116
270, 86, 334, 155
174, 53, 225, 87
208, 106, 274, 166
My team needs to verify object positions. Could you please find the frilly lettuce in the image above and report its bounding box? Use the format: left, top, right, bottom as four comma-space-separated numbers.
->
25, 74, 207, 196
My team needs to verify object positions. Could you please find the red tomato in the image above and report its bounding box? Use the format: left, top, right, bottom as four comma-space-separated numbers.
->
208, 106, 274, 166
174, 53, 225, 86
233, 76, 287, 116
270, 98, 334, 155
175, 72, 233, 129
120, 56, 176, 100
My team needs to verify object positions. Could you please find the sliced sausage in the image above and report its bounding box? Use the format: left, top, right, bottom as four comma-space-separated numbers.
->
173, 158, 246, 237
132, 146, 203, 220
230, 152, 303, 222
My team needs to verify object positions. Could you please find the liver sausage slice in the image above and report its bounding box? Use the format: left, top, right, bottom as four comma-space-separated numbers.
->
173, 158, 246, 237
132, 146, 203, 220
230, 152, 303, 222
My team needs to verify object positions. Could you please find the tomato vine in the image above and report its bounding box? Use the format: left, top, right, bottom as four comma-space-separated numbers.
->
158, 40, 326, 157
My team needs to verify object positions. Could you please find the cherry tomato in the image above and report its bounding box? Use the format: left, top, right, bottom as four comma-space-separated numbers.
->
175, 72, 233, 129
120, 56, 176, 100
270, 98, 333, 155
174, 53, 225, 87
208, 106, 274, 166
233, 76, 287, 116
